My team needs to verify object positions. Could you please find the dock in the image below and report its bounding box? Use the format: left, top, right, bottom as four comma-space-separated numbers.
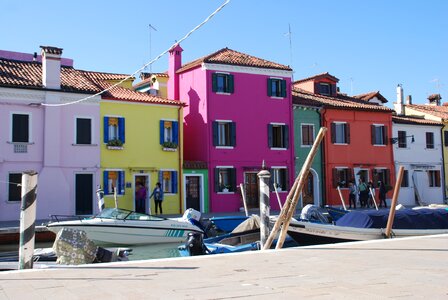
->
0, 234, 447, 299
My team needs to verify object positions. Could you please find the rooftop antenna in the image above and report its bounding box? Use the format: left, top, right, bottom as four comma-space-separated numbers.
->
148, 24, 158, 73
284, 24, 294, 80
349, 77, 354, 95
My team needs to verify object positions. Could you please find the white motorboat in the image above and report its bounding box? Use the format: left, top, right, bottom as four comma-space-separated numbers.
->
46, 208, 204, 246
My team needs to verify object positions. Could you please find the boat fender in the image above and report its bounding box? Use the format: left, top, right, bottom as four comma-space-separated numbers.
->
185, 232, 207, 256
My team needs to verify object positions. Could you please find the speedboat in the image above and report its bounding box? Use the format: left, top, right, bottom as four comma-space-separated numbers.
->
46, 208, 204, 246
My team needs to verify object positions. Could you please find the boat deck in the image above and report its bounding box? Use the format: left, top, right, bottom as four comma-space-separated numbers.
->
1, 233, 447, 298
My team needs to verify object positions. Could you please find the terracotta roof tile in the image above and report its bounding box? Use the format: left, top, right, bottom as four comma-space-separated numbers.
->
292, 88, 393, 112
177, 47, 292, 73
353, 91, 388, 103
293, 72, 339, 84
392, 115, 442, 126
405, 104, 448, 121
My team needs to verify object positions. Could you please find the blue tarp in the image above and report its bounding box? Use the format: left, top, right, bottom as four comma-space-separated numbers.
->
335, 208, 448, 229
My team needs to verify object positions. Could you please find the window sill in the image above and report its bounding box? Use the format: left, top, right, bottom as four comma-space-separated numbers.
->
7, 141, 34, 145
216, 146, 234, 149
333, 143, 348, 145
270, 96, 285, 99
373, 144, 386, 147
270, 147, 287, 150
217, 191, 234, 194
216, 92, 232, 95
72, 143, 98, 147
107, 146, 124, 150
162, 147, 178, 152
300, 145, 313, 148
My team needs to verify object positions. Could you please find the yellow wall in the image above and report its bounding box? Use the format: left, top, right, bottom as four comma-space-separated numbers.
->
100, 100, 183, 214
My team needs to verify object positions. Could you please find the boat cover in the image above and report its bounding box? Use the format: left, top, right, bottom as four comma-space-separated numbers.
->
335, 208, 448, 229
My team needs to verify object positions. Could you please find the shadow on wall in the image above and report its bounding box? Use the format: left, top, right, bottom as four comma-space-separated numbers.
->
184, 88, 206, 160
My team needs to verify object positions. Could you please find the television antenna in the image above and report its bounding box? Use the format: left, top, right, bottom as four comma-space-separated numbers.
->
149, 24, 158, 73
284, 24, 293, 79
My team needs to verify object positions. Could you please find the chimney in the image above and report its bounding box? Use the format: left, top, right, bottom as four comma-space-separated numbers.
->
168, 44, 183, 100
394, 84, 404, 115
40, 46, 63, 89
406, 95, 412, 105
428, 94, 442, 106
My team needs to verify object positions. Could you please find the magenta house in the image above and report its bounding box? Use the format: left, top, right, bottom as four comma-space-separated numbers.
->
168, 45, 295, 212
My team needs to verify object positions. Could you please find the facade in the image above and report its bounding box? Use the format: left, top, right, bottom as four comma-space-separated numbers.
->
293, 73, 395, 207
170, 45, 295, 212
392, 116, 444, 205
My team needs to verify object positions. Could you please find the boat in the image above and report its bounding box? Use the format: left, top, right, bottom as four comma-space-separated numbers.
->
208, 215, 249, 233
46, 208, 204, 246
287, 207, 448, 245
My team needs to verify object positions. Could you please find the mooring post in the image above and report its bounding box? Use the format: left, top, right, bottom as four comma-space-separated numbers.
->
18, 170, 38, 270
258, 168, 271, 249
96, 186, 105, 212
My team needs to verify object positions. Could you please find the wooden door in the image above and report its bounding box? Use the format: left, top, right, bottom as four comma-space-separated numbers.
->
75, 174, 93, 215
244, 173, 259, 209
186, 176, 201, 211
302, 172, 314, 206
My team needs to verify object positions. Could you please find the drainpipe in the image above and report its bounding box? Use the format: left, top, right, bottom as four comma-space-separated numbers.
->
178, 104, 183, 213
441, 124, 447, 203
319, 107, 327, 207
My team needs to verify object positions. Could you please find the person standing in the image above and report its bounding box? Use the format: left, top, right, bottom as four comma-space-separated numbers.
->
348, 180, 357, 209
358, 178, 368, 208
135, 182, 147, 213
378, 180, 387, 208
367, 181, 375, 208
150, 182, 164, 214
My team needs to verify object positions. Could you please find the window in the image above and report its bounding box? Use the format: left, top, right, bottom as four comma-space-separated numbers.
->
332, 168, 350, 188
444, 131, 448, 147
318, 83, 332, 96
371, 125, 387, 145
213, 121, 236, 147
398, 131, 407, 148
159, 170, 178, 194
76, 118, 92, 145
12, 113, 29, 143
8, 173, 22, 202
301, 124, 315, 146
160, 120, 179, 146
426, 132, 434, 149
103, 117, 125, 144
268, 124, 289, 149
103, 170, 125, 195
267, 78, 287, 98
214, 167, 236, 193
212, 73, 234, 94
401, 170, 409, 187
374, 169, 391, 187
271, 168, 288, 191
428, 170, 441, 187
331, 122, 349, 144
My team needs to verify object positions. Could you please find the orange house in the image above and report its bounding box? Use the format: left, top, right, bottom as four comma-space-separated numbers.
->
294, 73, 396, 206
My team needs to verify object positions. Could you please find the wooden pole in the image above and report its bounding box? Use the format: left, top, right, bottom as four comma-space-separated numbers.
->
385, 166, 404, 238
263, 127, 327, 250
369, 187, 379, 211
114, 187, 118, 208
239, 183, 249, 217
336, 186, 347, 211
274, 184, 283, 210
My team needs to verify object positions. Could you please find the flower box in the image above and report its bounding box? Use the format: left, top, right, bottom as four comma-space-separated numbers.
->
107, 146, 124, 150
162, 147, 177, 152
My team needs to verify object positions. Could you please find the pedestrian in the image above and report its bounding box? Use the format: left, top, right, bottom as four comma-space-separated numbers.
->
135, 182, 147, 213
378, 180, 387, 208
348, 180, 357, 209
358, 178, 368, 208
150, 182, 164, 214
367, 181, 375, 208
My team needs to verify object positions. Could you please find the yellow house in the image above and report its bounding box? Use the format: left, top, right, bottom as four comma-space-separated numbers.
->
133, 72, 169, 98
98, 80, 184, 214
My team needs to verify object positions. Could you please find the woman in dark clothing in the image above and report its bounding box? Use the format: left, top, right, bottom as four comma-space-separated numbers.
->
378, 180, 387, 208
150, 182, 164, 214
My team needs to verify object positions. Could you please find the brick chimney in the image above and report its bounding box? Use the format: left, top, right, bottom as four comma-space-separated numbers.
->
428, 94, 442, 106
40, 46, 63, 89
168, 44, 183, 100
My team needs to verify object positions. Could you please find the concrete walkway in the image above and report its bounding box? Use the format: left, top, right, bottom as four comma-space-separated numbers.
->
0, 234, 447, 299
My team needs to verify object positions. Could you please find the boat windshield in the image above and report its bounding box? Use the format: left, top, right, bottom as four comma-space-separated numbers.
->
97, 208, 166, 221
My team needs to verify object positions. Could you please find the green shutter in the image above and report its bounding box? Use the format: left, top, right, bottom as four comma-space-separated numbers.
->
268, 124, 273, 148
281, 80, 287, 97
228, 74, 234, 93
212, 121, 218, 146
267, 78, 272, 96
231, 122, 236, 146
212, 73, 218, 92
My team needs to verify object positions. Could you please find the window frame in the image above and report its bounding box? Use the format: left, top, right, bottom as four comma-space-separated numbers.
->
213, 120, 236, 148
159, 169, 178, 194
103, 169, 125, 196
212, 72, 234, 94
10, 112, 31, 143
371, 124, 387, 146
301, 124, 315, 147
160, 120, 179, 146
373, 168, 391, 187
75, 117, 93, 145
401, 169, 409, 188
426, 132, 435, 149
397, 130, 407, 148
428, 170, 441, 187
271, 167, 289, 192
268, 123, 289, 149
214, 166, 236, 193
332, 167, 350, 188
318, 82, 332, 96
103, 116, 125, 144
8, 172, 22, 202
331, 122, 349, 145
268, 78, 287, 98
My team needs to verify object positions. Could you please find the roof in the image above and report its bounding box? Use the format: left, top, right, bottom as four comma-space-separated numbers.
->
293, 72, 339, 84
176, 47, 292, 73
405, 104, 448, 121
392, 115, 443, 126
292, 88, 393, 112
353, 91, 388, 104
0, 57, 183, 106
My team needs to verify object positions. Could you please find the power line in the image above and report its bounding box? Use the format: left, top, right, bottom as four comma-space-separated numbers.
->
42, 0, 230, 107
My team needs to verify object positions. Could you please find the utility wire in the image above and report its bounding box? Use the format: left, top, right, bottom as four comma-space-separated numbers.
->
42, 0, 230, 107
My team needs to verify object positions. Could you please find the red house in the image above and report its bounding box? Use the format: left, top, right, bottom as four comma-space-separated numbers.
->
293, 73, 395, 207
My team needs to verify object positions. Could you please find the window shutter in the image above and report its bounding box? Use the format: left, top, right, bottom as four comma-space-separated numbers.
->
269, 168, 274, 191
212, 73, 218, 92
103, 171, 109, 194
228, 74, 234, 94
331, 123, 336, 143
158, 171, 163, 191
281, 80, 287, 97
332, 168, 338, 188
444, 131, 448, 147
229, 168, 236, 192
214, 168, 219, 192
103, 117, 109, 143
331, 84, 337, 96
267, 78, 272, 97
212, 121, 218, 146
371, 125, 376, 145
172, 121, 179, 145
118, 171, 125, 195
159, 120, 165, 145
283, 125, 289, 149
118, 117, 125, 144
346, 123, 350, 144
285, 168, 290, 190
385, 169, 391, 186
231, 122, 236, 147
383, 126, 388, 145
172, 171, 178, 193
268, 124, 273, 148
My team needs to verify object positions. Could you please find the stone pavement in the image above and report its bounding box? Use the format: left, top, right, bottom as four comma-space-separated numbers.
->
0, 234, 447, 299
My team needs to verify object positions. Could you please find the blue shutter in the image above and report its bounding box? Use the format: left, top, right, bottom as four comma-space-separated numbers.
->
158, 171, 163, 191
172, 171, 178, 193
228, 74, 234, 93
267, 78, 272, 96
103, 117, 109, 143
118, 171, 125, 195
160, 120, 165, 145
212, 73, 218, 92
268, 124, 273, 148
284, 125, 289, 149
118, 118, 125, 144
231, 122, 236, 147
281, 80, 287, 97
212, 121, 218, 146
103, 171, 109, 195
172, 121, 179, 145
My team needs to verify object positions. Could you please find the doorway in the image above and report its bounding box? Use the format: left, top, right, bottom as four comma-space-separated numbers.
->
134, 174, 149, 214
244, 172, 259, 209
75, 173, 93, 215
302, 172, 314, 206
354, 168, 369, 185
185, 175, 202, 211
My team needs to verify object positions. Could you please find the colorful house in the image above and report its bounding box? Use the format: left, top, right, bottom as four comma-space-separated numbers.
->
293, 73, 395, 207
168, 45, 295, 212
395, 89, 448, 203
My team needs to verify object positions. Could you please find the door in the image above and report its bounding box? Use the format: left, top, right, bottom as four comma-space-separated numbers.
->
134, 175, 149, 214
75, 173, 93, 215
302, 172, 314, 206
186, 176, 201, 211
244, 172, 259, 209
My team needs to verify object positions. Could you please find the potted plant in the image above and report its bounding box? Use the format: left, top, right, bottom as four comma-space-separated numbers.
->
107, 139, 123, 149
162, 141, 178, 151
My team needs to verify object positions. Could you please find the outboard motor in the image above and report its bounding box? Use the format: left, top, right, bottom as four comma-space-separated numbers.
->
185, 232, 206, 256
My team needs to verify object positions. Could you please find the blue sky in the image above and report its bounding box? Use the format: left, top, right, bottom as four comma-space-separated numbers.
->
2, 0, 447, 106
